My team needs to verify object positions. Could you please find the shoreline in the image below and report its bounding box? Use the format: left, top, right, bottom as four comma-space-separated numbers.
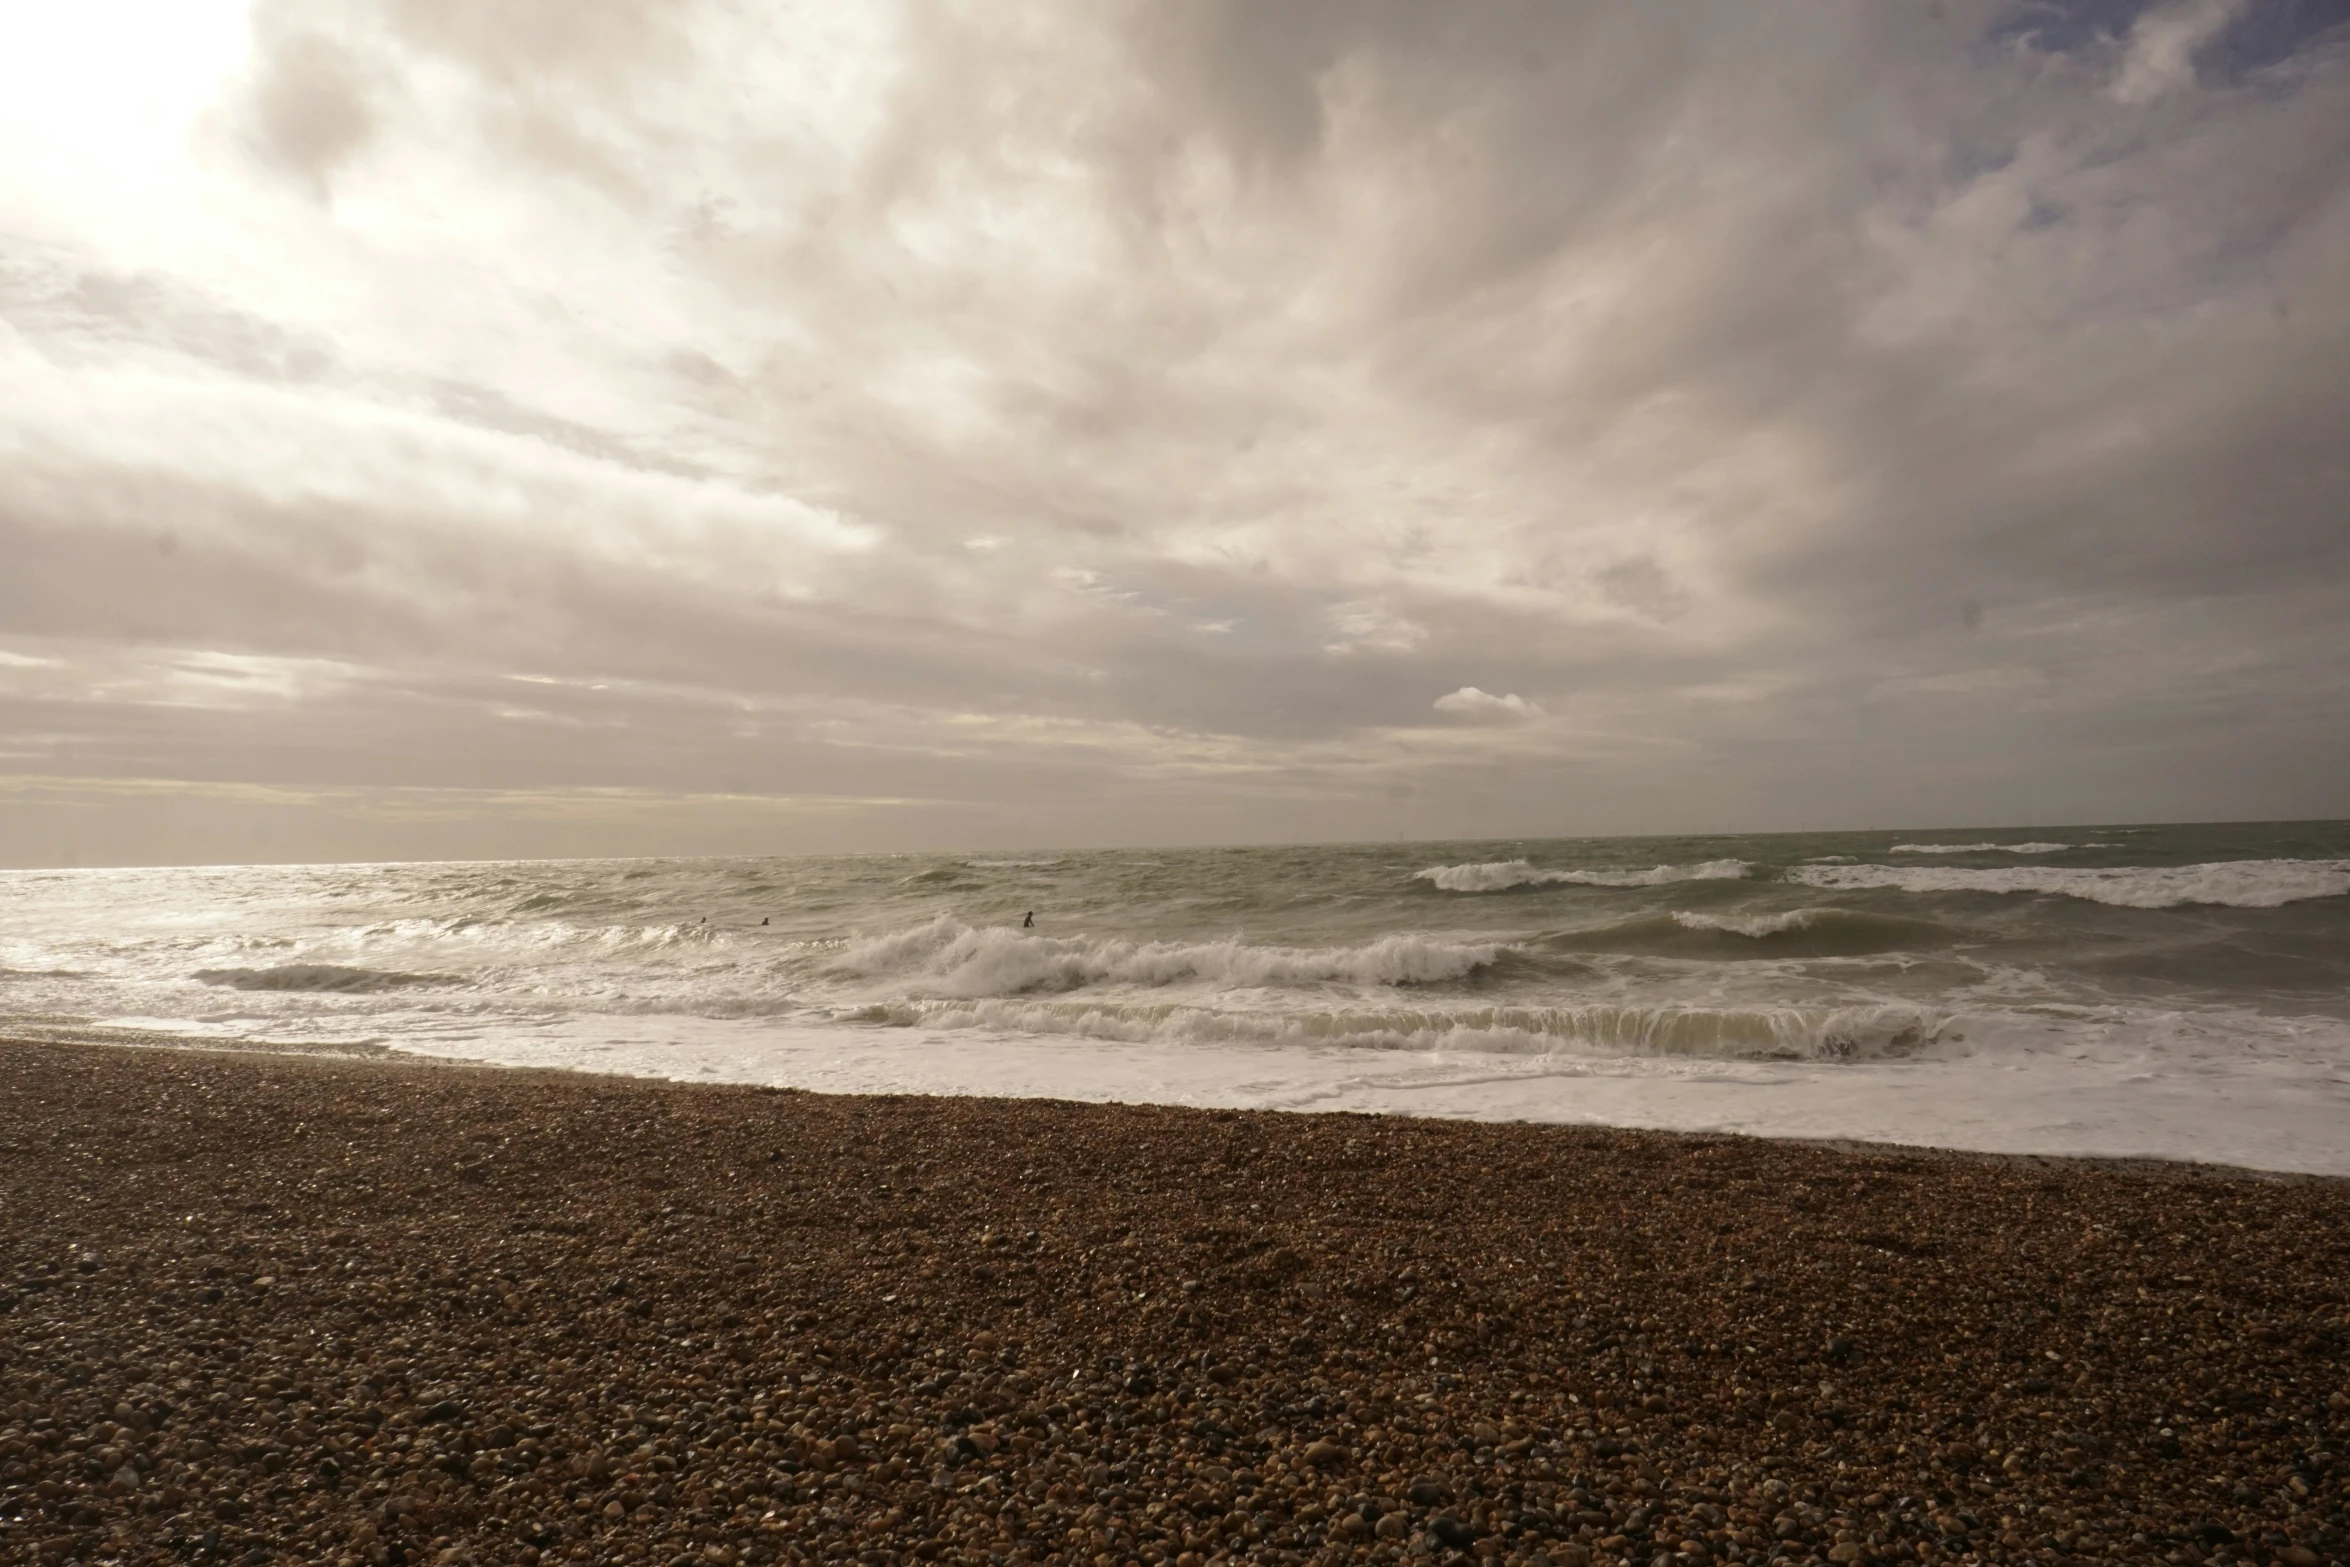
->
2, 1039, 2345, 1567
9, 1024, 2340, 1184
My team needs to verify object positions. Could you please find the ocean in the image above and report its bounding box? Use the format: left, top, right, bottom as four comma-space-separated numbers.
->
4, 821, 2347, 1173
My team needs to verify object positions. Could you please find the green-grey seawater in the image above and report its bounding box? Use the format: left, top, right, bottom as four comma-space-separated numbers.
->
4, 820, 2346, 1170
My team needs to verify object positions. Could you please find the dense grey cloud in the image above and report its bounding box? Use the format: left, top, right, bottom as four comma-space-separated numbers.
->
1, 0, 2346, 864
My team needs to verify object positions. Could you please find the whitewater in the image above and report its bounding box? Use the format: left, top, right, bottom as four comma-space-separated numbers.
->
3, 821, 2347, 1174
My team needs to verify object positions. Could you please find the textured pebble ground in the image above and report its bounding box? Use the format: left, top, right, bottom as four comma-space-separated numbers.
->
1, 1042, 2345, 1567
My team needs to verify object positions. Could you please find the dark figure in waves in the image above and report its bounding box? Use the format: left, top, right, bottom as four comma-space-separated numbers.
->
1022, 911, 1034, 928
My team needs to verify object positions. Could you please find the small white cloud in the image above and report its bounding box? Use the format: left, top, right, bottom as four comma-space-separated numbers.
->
2110, 0, 2245, 105
1433, 686, 1542, 722
964, 535, 1006, 552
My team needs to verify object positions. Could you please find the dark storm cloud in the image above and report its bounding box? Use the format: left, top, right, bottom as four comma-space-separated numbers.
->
1, 0, 2345, 861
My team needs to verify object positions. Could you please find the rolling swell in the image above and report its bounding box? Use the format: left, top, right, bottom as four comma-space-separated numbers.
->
1888, 842, 2072, 855
1536, 906, 1954, 958
1416, 858, 1751, 892
899, 865, 981, 889
847, 994, 1944, 1060
1788, 858, 2350, 909
831, 915, 1499, 996
195, 964, 457, 993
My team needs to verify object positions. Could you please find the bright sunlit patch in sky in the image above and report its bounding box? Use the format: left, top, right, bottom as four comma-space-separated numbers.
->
0, 0, 254, 188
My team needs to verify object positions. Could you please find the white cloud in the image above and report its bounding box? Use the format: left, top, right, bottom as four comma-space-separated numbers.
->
2111, 0, 2249, 106
2, 0, 2347, 856
1432, 687, 1541, 722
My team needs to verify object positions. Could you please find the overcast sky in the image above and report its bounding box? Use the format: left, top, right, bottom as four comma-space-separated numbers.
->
3, 0, 2347, 865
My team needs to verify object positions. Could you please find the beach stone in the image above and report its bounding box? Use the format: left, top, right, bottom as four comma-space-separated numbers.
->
1429, 1514, 1477, 1549
4, 1040, 2342, 1567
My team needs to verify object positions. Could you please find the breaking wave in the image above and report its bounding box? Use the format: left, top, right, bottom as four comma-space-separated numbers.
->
899, 866, 981, 889
363, 916, 738, 952
1416, 858, 1751, 892
831, 915, 1499, 996
1787, 859, 2350, 909
195, 964, 457, 993
848, 995, 1945, 1061
1888, 842, 2072, 855
1670, 909, 1823, 937
1536, 907, 1948, 957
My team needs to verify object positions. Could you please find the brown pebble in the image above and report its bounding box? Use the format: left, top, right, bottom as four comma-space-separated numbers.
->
0, 1039, 2343, 1567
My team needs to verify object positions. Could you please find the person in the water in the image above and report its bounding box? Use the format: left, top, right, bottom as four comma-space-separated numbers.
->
1022, 911, 1034, 928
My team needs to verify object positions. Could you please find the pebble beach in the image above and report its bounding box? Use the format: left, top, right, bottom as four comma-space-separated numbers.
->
1, 1040, 2344, 1567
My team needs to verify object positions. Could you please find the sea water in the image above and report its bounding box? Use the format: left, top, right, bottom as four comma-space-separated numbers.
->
3, 821, 2347, 1173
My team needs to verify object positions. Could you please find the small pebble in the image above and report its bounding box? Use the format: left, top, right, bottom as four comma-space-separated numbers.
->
0, 1040, 2341, 1567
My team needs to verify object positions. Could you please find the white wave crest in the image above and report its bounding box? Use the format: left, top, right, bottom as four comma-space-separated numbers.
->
1669, 909, 1821, 937
1416, 858, 1751, 892
1888, 842, 2072, 855
849, 994, 1943, 1061
831, 915, 1498, 996
1788, 859, 2350, 909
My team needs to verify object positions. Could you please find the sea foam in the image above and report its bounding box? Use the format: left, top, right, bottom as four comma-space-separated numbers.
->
1787, 858, 2350, 909
848, 994, 1944, 1061
1416, 858, 1751, 892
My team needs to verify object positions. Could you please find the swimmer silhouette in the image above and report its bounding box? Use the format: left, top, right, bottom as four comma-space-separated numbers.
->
1022, 911, 1034, 928
761, 916, 769, 925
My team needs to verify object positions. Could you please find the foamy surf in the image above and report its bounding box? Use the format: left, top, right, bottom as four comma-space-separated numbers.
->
343, 999, 2350, 1176
846, 993, 1945, 1060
